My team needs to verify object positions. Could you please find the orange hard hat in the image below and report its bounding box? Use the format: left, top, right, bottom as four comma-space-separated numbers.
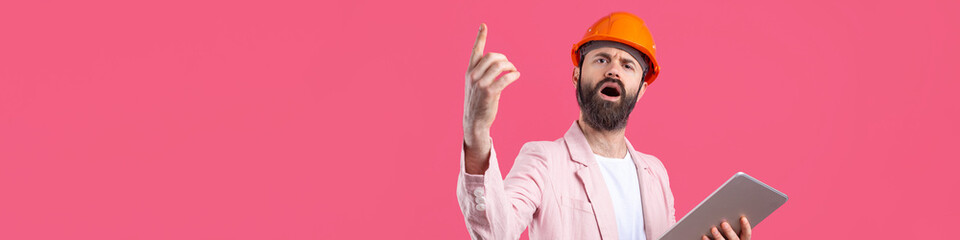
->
572, 12, 661, 85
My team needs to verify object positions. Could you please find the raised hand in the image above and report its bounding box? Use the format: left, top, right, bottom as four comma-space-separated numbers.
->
462, 23, 521, 174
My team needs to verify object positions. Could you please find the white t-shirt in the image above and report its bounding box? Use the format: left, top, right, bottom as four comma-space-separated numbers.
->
594, 153, 647, 240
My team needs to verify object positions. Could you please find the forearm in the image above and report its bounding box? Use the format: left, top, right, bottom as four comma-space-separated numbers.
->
457, 141, 547, 240
457, 142, 505, 239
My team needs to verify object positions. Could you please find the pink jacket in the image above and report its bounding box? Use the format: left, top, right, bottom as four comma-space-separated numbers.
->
457, 122, 677, 240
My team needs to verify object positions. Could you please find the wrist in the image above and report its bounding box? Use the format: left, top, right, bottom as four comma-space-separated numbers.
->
463, 136, 491, 175
463, 123, 490, 146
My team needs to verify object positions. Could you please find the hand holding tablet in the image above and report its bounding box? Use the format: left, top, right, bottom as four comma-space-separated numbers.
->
658, 172, 788, 240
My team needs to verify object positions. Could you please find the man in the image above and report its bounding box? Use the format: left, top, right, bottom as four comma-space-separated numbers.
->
457, 12, 751, 240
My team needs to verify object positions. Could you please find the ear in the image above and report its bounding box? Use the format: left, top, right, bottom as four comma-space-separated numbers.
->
572, 67, 580, 86
635, 81, 649, 103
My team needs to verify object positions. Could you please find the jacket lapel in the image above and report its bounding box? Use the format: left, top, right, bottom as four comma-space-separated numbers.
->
626, 139, 667, 240
564, 122, 619, 240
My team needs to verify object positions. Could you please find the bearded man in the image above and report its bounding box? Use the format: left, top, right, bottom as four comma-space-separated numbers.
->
457, 12, 752, 240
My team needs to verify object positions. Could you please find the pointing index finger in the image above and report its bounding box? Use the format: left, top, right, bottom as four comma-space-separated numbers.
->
469, 23, 488, 68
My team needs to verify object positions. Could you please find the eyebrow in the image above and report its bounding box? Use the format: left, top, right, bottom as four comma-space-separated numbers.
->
593, 52, 636, 66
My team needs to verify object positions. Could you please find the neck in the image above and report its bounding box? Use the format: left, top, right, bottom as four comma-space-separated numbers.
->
577, 118, 628, 159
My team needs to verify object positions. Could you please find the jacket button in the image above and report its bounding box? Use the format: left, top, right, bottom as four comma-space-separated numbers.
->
475, 196, 486, 204
475, 203, 486, 211
473, 188, 484, 197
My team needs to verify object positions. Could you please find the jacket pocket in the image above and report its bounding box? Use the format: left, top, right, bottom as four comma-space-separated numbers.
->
559, 196, 600, 239
560, 196, 594, 213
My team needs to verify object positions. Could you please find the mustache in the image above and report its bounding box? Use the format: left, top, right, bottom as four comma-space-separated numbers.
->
593, 77, 625, 93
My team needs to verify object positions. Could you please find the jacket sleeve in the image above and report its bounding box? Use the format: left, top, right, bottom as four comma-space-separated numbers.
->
457, 140, 549, 240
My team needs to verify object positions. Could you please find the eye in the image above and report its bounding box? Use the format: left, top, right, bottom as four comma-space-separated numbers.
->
624, 64, 633, 70
596, 58, 607, 64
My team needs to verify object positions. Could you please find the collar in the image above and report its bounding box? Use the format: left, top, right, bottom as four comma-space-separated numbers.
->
563, 121, 650, 170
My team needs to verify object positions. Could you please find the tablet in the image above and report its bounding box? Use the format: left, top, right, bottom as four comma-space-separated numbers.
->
658, 172, 788, 240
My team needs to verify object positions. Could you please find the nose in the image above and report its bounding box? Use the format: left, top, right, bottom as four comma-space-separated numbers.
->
605, 66, 621, 80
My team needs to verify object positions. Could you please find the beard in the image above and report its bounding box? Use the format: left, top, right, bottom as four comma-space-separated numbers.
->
576, 77, 640, 131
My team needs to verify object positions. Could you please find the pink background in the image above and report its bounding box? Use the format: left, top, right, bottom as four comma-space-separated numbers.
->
1, 0, 958, 239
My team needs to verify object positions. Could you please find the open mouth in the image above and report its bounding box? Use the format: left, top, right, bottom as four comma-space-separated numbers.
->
598, 82, 622, 99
